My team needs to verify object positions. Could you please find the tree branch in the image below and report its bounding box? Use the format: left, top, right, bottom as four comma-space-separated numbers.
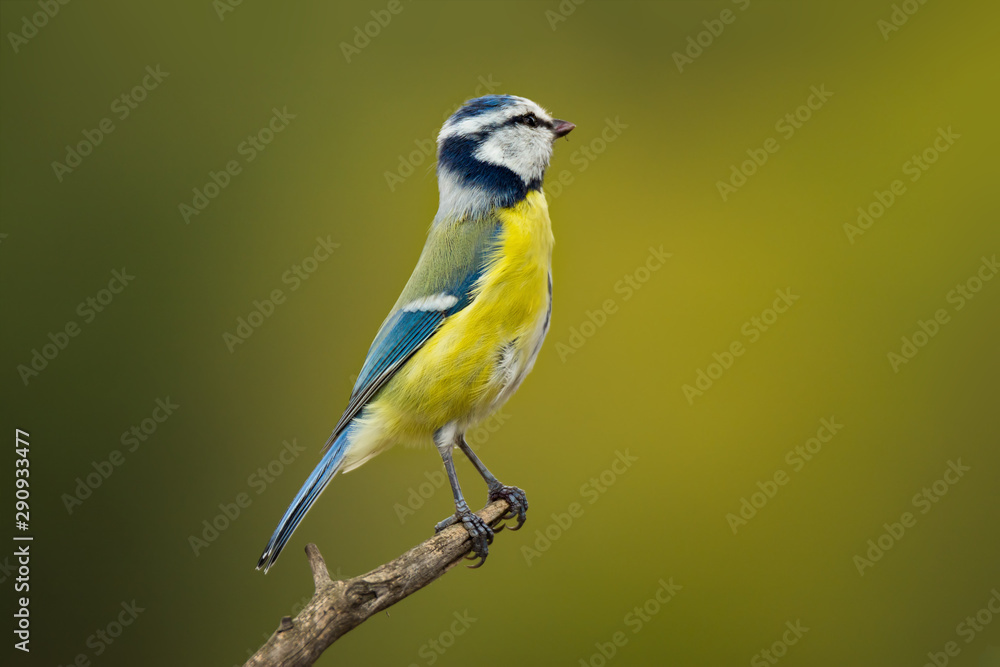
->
243, 499, 512, 667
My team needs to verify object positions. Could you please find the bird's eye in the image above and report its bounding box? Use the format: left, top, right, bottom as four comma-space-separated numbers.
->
519, 113, 538, 127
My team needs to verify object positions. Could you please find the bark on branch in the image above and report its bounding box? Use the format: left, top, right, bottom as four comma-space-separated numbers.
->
243, 499, 512, 667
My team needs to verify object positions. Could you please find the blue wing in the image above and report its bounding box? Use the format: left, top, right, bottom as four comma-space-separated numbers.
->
322, 217, 500, 451
260, 215, 500, 570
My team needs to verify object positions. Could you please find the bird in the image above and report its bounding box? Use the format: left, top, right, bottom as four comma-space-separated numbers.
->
256, 94, 574, 572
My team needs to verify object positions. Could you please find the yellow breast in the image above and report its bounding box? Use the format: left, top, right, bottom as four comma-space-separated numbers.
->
371, 190, 554, 442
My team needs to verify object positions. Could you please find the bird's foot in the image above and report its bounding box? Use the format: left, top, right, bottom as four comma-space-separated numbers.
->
435, 503, 494, 568
488, 483, 528, 531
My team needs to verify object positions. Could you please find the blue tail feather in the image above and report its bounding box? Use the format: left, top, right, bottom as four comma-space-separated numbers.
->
256, 427, 352, 572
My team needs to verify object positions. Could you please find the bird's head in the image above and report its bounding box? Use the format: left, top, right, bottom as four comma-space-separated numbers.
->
435, 95, 574, 218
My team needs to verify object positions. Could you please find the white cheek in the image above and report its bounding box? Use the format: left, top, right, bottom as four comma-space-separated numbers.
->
474, 127, 552, 184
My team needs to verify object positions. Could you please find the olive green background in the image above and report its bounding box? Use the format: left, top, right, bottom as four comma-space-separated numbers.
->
2, 1, 998, 666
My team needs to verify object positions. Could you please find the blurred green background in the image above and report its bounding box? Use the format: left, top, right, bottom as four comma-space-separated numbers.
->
2, 1, 998, 665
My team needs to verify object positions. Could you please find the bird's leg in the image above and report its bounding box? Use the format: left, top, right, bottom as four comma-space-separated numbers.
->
434, 438, 494, 567
457, 435, 528, 531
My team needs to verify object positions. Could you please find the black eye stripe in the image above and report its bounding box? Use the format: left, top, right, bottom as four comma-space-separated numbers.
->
505, 112, 551, 129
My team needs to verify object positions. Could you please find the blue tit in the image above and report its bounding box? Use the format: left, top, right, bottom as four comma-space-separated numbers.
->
257, 95, 574, 571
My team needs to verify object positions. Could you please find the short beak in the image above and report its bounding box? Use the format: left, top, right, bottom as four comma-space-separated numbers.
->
551, 119, 575, 138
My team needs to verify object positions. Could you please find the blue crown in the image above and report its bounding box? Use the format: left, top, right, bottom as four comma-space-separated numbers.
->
448, 95, 523, 124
